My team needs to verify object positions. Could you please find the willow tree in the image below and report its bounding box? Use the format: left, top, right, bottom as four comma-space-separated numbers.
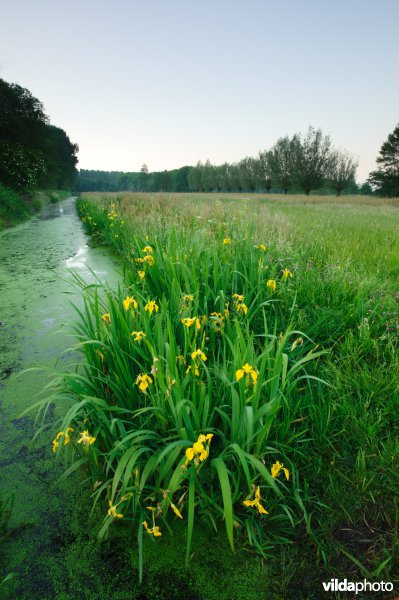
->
268, 135, 300, 194
295, 127, 333, 195
330, 150, 358, 196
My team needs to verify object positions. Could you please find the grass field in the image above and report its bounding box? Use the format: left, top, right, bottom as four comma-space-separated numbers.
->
37, 192, 399, 598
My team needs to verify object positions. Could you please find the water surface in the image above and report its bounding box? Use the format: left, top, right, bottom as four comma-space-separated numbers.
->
0, 197, 120, 596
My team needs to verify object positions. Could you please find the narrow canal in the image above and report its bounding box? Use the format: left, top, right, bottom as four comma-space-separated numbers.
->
0, 197, 121, 598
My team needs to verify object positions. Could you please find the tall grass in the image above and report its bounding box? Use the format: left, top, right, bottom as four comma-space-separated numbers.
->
34, 193, 329, 575
36, 192, 399, 589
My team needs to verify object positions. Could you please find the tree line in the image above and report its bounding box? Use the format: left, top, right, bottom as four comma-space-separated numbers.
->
188, 127, 359, 196
0, 76, 396, 198
76, 124, 398, 198
77, 127, 370, 196
0, 78, 78, 191
76, 165, 191, 193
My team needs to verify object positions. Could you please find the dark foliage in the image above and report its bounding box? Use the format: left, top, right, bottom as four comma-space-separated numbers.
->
368, 124, 399, 197
76, 166, 190, 193
0, 78, 78, 191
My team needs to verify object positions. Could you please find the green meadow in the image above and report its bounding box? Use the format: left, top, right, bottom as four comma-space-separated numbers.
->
29, 192, 399, 598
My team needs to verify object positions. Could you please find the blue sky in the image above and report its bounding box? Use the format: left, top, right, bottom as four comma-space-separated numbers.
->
1, 0, 398, 181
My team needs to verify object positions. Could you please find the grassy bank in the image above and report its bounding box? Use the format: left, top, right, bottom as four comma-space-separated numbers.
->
0, 185, 71, 229
35, 192, 398, 598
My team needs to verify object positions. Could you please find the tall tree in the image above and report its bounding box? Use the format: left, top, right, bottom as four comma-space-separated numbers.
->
188, 162, 202, 192
138, 163, 149, 191
0, 78, 48, 148
257, 150, 272, 192
0, 78, 78, 191
268, 135, 299, 194
238, 157, 258, 191
329, 150, 358, 196
171, 166, 190, 192
368, 124, 399, 197
200, 160, 217, 192
230, 163, 244, 192
295, 127, 333, 195
216, 163, 233, 191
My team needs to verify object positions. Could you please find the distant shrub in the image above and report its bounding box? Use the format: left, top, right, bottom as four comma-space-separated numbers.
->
31, 198, 42, 211
0, 184, 28, 222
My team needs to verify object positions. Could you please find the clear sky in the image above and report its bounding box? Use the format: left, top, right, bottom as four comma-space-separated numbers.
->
1, 0, 398, 182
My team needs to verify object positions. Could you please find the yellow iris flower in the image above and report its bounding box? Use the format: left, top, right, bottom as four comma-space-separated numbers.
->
266, 279, 277, 292
223, 237, 231, 245
52, 431, 63, 453
236, 363, 258, 384
77, 430, 96, 446
143, 254, 154, 266
210, 311, 225, 333
145, 300, 159, 315
131, 330, 146, 342
181, 317, 201, 329
64, 427, 74, 445
271, 460, 290, 481
180, 293, 195, 311
243, 486, 268, 514
108, 500, 123, 519
101, 313, 111, 324
191, 349, 207, 361
282, 268, 293, 279
53, 427, 74, 452
135, 373, 153, 393
236, 302, 248, 315
185, 433, 213, 464
210, 311, 224, 319
143, 521, 162, 537
233, 293, 244, 302
123, 296, 138, 312
186, 364, 200, 377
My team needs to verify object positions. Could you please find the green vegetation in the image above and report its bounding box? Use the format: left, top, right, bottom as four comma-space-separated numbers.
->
75, 127, 365, 196
0, 185, 70, 229
0, 494, 15, 592
0, 78, 78, 192
76, 165, 191, 194
0, 77, 78, 228
188, 128, 358, 195
34, 191, 399, 597
368, 123, 399, 197
1, 484, 279, 600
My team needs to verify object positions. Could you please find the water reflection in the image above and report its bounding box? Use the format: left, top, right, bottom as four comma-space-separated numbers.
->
65, 245, 88, 269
